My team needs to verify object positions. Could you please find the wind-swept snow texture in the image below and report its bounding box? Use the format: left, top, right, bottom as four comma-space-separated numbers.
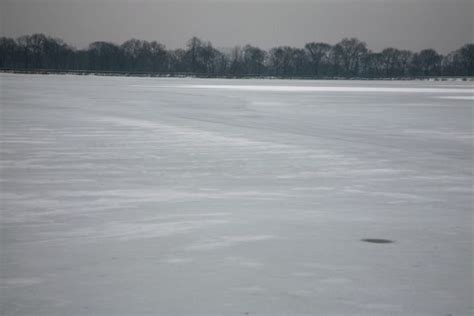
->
1, 74, 472, 316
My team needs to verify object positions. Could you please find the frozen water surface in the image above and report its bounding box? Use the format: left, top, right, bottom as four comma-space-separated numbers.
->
0, 74, 473, 315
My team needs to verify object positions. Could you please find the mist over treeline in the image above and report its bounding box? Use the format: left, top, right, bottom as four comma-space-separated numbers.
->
1, 34, 473, 78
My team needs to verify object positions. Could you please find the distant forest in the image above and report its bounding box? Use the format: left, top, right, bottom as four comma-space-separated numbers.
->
0, 34, 473, 78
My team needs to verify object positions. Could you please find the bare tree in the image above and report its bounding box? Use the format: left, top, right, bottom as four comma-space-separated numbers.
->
88, 41, 122, 71
186, 37, 204, 73
1, 33, 472, 78
411, 49, 442, 76
0, 37, 18, 68
241, 45, 266, 75
304, 42, 331, 76
333, 38, 368, 76
458, 44, 474, 76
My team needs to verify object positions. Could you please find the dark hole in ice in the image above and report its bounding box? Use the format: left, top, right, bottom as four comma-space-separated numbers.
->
361, 238, 394, 244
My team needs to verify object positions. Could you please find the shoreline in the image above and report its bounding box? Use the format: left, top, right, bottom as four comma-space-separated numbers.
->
1, 69, 472, 81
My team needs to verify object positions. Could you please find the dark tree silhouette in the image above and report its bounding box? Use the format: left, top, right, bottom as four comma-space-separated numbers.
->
241, 45, 266, 75
304, 42, 331, 76
332, 38, 368, 76
0, 33, 472, 78
0, 37, 18, 68
88, 41, 123, 71
269, 46, 304, 76
411, 49, 442, 76
458, 44, 474, 76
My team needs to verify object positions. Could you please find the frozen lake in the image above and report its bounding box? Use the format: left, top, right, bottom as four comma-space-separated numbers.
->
1, 74, 473, 315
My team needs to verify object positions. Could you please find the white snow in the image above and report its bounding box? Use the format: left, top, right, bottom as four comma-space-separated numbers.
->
1, 74, 472, 316
437, 96, 474, 100
164, 84, 474, 94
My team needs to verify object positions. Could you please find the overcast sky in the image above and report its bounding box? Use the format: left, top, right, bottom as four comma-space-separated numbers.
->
1, 0, 472, 54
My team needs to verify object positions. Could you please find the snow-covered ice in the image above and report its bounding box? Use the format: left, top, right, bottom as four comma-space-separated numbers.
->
0, 74, 473, 315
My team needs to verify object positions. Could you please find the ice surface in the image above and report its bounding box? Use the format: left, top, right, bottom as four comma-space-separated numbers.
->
167, 84, 474, 94
1, 74, 473, 315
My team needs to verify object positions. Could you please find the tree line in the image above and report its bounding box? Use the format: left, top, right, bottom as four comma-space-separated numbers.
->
0, 34, 473, 78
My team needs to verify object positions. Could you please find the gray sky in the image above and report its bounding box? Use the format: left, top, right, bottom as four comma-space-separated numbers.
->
1, 0, 472, 54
